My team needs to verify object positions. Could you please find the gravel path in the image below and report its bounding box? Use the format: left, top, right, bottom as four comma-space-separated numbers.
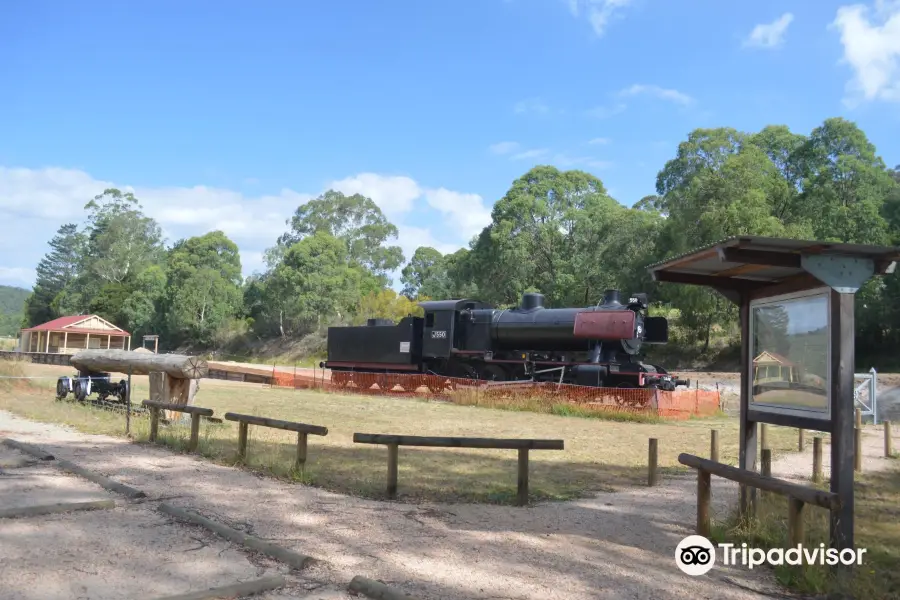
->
0, 443, 291, 600
3, 410, 891, 600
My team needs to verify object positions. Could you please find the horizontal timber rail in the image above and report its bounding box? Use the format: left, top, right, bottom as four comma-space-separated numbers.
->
142, 400, 214, 453
678, 452, 840, 546
224, 412, 328, 470
353, 433, 565, 506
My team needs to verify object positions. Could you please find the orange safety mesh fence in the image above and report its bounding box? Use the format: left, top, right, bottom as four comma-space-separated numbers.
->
270, 369, 721, 421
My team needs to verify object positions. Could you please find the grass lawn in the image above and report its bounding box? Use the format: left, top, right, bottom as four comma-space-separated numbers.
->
711, 460, 900, 599
1, 361, 803, 505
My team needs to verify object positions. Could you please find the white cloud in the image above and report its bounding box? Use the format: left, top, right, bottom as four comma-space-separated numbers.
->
618, 84, 695, 106
744, 13, 794, 49
328, 173, 422, 215
511, 148, 550, 160
0, 166, 490, 290
832, 1, 900, 104
587, 137, 611, 145
566, 0, 634, 37
423, 188, 493, 242
513, 98, 550, 114
489, 141, 521, 155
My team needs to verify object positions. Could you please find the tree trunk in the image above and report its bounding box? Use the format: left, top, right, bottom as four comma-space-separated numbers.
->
70, 349, 208, 379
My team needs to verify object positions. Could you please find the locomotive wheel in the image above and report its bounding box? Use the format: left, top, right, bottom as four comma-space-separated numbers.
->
331, 372, 350, 388
74, 380, 87, 402
56, 378, 69, 400
613, 382, 636, 406
481, 364, 508, 382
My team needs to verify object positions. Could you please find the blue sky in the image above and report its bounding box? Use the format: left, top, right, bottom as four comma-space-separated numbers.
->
2, 0, 899, 290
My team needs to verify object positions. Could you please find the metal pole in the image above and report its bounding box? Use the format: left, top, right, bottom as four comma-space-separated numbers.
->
871, 367, 878, 425
126, 366, 132, 435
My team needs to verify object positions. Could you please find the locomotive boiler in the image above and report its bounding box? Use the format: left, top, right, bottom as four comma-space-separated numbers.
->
321, 289, 690, 390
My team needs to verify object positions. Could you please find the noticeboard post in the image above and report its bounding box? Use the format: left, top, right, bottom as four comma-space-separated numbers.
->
648, 236, 900, 551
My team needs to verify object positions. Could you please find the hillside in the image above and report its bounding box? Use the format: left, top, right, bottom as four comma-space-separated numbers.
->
0, 285, 29, 337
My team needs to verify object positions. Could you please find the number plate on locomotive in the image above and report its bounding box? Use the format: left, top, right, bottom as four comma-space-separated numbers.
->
430, 330, 447, 339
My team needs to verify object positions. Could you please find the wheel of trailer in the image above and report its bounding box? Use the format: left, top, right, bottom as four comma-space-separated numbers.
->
117, 380, 128, 403
56, 377, 69, 400
74, 379, 87, 402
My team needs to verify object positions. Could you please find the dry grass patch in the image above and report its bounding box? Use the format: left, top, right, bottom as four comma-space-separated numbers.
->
711, 464, 900, 598
1, 360, 803, 504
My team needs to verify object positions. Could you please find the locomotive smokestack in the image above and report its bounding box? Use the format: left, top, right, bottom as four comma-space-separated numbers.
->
603, 289, 621, 306
521, 292, 544, 311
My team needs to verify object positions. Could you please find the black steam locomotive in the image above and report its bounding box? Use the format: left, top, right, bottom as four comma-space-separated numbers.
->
321, 289, 690, 391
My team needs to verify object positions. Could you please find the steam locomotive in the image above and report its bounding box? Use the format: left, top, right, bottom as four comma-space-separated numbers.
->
320, 290, 690, 391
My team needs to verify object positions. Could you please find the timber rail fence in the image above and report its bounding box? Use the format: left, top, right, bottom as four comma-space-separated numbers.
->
224, 412, 328, 469
353, 433, 565, 506
142, 400, 214, 452
678, 452, 840, 546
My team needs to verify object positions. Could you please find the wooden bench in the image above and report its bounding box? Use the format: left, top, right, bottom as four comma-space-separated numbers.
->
678, 453, 840, 545
142, 400, 214, 452
224, 412, 328, 470
352, 433, 565, 506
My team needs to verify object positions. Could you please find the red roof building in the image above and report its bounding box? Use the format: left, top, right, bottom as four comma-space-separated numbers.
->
20, 315, 131, 354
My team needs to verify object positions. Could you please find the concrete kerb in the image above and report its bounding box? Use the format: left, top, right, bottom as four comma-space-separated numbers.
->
157, 503, 313, 571
142, 574, 287, 600
1, 436, 147, 499
348, 575, 420, 600
1, 437, 54, 461
0, 499, 117, 519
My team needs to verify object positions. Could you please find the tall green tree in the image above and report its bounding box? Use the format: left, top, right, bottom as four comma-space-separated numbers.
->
23, 223, 86, 326
400, 247, 445, 298
263, 232, 362, 337
277, 190, 404, 284
82, 188, 165, 284
164, 231, 244, 346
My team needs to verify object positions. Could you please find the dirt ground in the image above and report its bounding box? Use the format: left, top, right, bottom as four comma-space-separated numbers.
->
8, 406, 889, 600
0, 444, 293, 600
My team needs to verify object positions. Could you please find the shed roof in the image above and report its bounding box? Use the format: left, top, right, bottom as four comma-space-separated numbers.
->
647, 236, 900, 290
22, 315, 130, 336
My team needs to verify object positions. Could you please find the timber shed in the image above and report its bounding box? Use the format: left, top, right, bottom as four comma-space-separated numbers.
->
19, 315, 131, 354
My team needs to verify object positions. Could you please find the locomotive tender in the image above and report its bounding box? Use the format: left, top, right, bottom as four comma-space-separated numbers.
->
321, 289, 690, 391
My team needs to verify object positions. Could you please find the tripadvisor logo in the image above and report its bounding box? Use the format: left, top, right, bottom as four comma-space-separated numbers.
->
675, 535, 867, 576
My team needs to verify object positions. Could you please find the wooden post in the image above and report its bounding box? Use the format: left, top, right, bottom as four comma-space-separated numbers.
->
760, 423, 768, 451
126, 366, 132, 436
149, 406, 159, 442
761, 448, 771, 477
238, 421, 249, 460
813, 437, 823, 483
697, 469, 711, 537
189, 413, 200, 452
855, 426, 862, 472
788, 497, 805, 547
886, 421, 893, 458
856, 408, 862, 429
799, 429, 805, 452
737, 301, 757, 521
386, 444, 399, 499
517, 448, 529, 506
295, 432, 308, 470
830, 291, 855, 551
648, 438, 658, 487
710, 430, 719, 463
